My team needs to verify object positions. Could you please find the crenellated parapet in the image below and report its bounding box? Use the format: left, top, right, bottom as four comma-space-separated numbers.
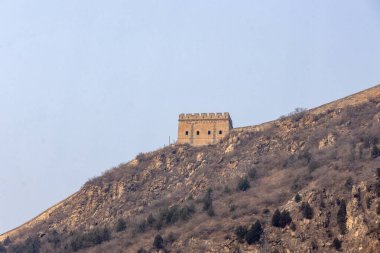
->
177, 112, 233, 146
179, 112, 231, 120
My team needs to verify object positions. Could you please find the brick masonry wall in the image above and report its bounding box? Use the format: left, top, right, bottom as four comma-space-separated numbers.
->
177, 113, 233, 146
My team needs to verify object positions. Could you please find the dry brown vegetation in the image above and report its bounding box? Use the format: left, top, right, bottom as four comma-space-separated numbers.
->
1, 85, 380, 253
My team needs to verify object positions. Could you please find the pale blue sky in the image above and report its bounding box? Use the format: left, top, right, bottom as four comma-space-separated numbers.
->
0, 1, 379, 233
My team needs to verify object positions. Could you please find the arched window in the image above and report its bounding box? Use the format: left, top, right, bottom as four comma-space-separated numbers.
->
219, 130, 223, 135
185, 131, 189, 136
196, 131, 200, 135
208, 130, 211, 135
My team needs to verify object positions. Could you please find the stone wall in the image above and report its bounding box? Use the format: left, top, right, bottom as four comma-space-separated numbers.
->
177, 113, 233, 146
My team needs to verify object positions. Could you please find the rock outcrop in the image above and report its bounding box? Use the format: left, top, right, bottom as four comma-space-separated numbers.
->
1, 84, 380, 253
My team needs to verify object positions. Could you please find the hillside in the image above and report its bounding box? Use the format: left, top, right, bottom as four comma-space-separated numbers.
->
1, 85, 380, 253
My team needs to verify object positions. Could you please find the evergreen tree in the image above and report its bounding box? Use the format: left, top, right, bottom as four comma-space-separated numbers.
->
245, 221, 263, 244
248, 168, 257, 179
294, 193, 301, 203
371, 145, 380, 159
300, 202, 313, 219
153, 234, 164, 250
237, 177, 250, 191
280, 210, 292, 227
271, 209, 281, 227
234, 225, 247, 242
115, 218, 127, 232
333, 238, 342, 250
3, 237, 11, 246
272, 209, 292, 228
202, 188, 215, 216
147, 213, 156, 226
337, 200, 347, 234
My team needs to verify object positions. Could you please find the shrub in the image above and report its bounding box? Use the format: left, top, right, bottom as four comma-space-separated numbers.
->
8, 244, 24, 253
376, 168, 380, 178
283, 154, 296, 168
290, 222, 296, 231
298, 151, 312, 163
332, 238, 342, 250
248, 168, 257, 179
89, 227, 110, 244
136, 152, 147, 161
202, 188, 213, 210
353, 188, 361, 201
8, 236, 40, 253
234, 225, 247, 242
311, 240, 318, 251
70, 227, 110, 251
245, 221, 263, 244
154, 219, 163, 231
308, 161, 320, 172
136, 220, 147, 233
207, 206, 215, 217
375, 178, 380, 197
366, 197, 372, 209
223, 185, 231, 194
3, 237, 11, 246
337, 200, 347, 234
153, 234, 164, 250
294, 193, 301, 203
154, 203, 196, 230
320, 198, 326, 209
202, 188, 215, 216
46, 230, 61, 247
358, 145, 364, 160
229, 204, 237, 212
163, 206, 180, 224
166, 232, 176, 244
300, 202, 313, 219
289, 107, 307, 122
23, 237, 41, 253
115, 218, 127, 232
371, 145, 380, 159
377, 202, 380, 215
361, 136, 370, 148
178, 203, 196, 221
137, 248, 148, 253
237, 177, 250, 192
147, 213, 156, 226
344, 177, 353, 190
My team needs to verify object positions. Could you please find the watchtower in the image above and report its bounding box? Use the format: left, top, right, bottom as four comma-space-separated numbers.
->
177, 113, 233, 146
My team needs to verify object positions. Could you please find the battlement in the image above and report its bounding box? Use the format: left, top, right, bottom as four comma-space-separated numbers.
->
179, 112, 231, 120
177, 112, 233, 146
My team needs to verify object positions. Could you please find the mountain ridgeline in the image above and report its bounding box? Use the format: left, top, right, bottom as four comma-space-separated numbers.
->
1, 85, 380, 253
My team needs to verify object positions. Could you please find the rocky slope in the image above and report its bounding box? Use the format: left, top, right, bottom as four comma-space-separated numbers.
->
1, 85, 380, 253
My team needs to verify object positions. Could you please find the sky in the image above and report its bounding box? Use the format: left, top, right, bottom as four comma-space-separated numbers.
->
0, 0, 380, 234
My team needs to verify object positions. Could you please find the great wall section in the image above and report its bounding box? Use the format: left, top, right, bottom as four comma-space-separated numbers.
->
1, 84, 379, 242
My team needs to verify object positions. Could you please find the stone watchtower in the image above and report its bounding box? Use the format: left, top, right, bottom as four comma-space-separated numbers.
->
177, 113, 233, 146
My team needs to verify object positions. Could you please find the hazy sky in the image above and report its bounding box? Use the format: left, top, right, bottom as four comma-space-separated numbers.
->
1, 1, 379, 233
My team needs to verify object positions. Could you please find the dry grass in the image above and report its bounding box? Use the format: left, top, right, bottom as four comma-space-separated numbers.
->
3, 93, 380, 252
